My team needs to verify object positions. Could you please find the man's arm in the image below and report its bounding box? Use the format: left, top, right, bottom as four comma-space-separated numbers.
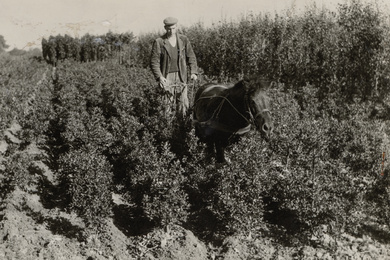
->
150, 39, 163, 81
184, 37, 198, 76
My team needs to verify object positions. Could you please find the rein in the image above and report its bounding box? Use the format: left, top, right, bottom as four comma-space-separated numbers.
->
253, 109, 271, 118
194, 94, 252, 125
251, 109, 271, 123
193, 91, 260, 134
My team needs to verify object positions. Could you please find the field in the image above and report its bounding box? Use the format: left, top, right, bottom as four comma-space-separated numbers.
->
1, 1, 390, 259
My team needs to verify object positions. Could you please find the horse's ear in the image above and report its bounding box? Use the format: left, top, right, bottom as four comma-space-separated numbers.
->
242, 75, 260, 94
242, 79, 256, 95
242, 75, 250, 83
242, 75, 256, 86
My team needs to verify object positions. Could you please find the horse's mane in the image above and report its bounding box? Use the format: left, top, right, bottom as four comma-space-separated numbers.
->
194, 82, 218, 101
195, 76, 271, 102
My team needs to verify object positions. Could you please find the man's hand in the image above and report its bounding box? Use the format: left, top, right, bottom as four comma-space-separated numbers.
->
190, 74, 197, 81
159, 76, 168, 86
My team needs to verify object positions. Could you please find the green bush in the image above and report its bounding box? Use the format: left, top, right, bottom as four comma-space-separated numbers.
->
0, 54, 47, 136
367, 172, 390, 227
213, 137, 272, 235
106, 92, 190, 228
260, 84, 385, 243
336, 0, 384, 100
58, 146, 113, 230
140, 143, 189, 227
1, 153, 36, 193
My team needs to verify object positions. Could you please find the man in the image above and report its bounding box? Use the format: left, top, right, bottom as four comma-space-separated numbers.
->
150, 17, 198, 116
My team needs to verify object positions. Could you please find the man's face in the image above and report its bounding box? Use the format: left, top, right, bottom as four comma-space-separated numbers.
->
165, 25, 177, 37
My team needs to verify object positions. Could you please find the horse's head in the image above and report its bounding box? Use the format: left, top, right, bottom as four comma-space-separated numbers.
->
245, 78, 274, 139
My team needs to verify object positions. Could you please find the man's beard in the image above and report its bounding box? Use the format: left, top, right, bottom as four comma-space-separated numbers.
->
167, 31, 175, 38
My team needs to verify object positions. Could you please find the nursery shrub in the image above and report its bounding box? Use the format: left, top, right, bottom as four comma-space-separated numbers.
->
213, 136, 273, 235
336, 0, 384, 100
58, 146, 113, 231
262, 84, 386, 242
0, 55, 47, 137
1, 153, 36, 193
107, 105, 190, 228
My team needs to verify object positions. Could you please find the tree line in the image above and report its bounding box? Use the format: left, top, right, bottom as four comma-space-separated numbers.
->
181, 0, 390, 102
41, 32, 135, 65
38, 0, 390, 105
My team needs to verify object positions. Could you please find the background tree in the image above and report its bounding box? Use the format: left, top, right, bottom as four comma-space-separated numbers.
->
0, 35, 10, 52
8, 48, 27, 56
42, 38, 49, 61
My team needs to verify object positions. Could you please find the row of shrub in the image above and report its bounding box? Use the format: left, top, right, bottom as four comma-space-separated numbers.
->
1, 54, 383, 245
0, 53, 47, 139
0, 53, 48, 221
41, 32, 136, 65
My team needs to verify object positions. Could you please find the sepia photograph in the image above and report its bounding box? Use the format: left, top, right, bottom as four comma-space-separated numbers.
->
1, 0, 389, 259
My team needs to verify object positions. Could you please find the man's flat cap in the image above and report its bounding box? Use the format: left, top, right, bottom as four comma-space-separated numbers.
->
163, 17, 178, 26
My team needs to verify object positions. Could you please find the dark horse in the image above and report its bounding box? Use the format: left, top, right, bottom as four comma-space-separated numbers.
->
193, 77, 273, 163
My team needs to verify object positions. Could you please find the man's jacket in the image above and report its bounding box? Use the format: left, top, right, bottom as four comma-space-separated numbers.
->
150, 33, 198, 83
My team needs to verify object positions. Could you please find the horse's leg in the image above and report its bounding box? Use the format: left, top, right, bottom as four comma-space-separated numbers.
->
216, 138, 232, 164
205, 141, 215, 161
215, 142, 226, 163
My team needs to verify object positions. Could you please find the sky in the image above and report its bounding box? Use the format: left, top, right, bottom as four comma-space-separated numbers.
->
0, 0, 371, 50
